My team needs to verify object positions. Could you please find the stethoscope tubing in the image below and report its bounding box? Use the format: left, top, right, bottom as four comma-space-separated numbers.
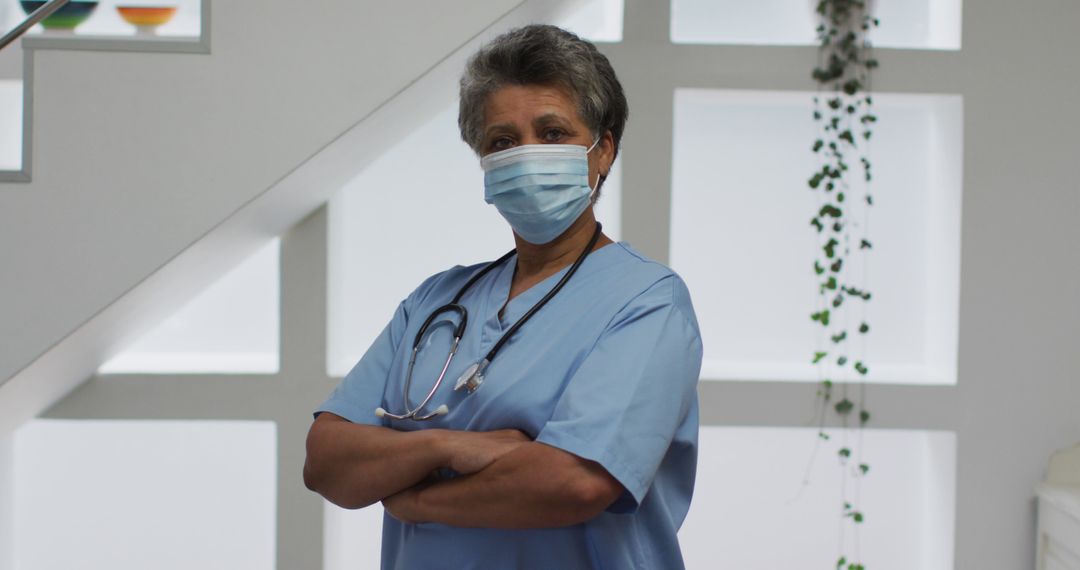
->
378, 222, 602, 421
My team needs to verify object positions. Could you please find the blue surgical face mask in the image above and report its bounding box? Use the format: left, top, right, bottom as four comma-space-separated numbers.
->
481, 139, 600, 245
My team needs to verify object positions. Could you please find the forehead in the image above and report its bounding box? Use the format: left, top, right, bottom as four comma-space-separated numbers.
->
482, 84, 584, 129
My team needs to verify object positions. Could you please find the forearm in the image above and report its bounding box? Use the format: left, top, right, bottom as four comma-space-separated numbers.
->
303, 414, 447, 509
401, 442, 622, 528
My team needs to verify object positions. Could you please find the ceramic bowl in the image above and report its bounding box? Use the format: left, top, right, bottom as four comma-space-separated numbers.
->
116, 5, 178, 32
19, 1, 99, 30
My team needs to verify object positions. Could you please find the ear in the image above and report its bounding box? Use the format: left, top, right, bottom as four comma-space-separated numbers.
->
599, 130, 616, 177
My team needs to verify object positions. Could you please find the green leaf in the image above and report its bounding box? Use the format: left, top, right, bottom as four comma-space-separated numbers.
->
854, 361, 869, 375
824, 238, 838, 258
832, 294, 844, 308
839, 130, 855, 145
814, 260, 825, 274
859, 463, 870, 475
860, 410, 871, 424
837, 355, 848, 366
811, 217, 824, 233
838, 447, 851, 458
835, 398, 854, 414
853, 511, 864, 523
837, 192, 845, 203
813, 351, 828, 364
860, 239, 873, 249
831, 331, 847, 344
859, 322, 870, 333
811, 309, 832, 326
812, 139, 824, 152
819, 431, 831, 441
819, 204, 843, 218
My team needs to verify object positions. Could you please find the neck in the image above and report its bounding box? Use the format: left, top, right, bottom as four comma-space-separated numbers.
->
512, 209, 612, 278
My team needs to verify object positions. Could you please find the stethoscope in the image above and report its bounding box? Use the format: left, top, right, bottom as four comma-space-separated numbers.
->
375, 222, 603, 421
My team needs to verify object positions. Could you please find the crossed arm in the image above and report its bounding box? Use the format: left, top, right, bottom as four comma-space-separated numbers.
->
302, 412, 625, 528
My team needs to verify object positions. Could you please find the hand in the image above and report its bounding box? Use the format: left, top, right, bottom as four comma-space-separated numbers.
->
445, 429, 530, 475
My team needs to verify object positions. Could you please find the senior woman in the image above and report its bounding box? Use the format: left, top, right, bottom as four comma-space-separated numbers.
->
304, 24, 703, 569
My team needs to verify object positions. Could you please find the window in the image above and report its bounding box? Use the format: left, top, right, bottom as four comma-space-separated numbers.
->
14, 419, 277, 569
559, 0, 624, 42
679, 426, 956, 569
324, 502, 384, 570
670, 89, 962, 384
99, 238, 280, 374
0, 79, 21, 171
671, 0, 962, 50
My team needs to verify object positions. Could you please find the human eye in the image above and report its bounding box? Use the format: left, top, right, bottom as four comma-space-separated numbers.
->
542, 128, 567, 143
489, 136, 515, 152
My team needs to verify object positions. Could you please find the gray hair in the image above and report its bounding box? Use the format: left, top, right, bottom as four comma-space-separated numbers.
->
458, 24, 629, 166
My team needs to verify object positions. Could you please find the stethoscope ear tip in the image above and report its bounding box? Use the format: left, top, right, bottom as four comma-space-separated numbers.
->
374, 407, 387, 418
434, 404, 449, 416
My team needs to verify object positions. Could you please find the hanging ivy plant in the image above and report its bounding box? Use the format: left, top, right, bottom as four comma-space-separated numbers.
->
806, 1, 878, 569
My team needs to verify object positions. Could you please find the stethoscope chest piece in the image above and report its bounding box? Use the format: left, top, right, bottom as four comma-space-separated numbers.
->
454, 359, 489, 394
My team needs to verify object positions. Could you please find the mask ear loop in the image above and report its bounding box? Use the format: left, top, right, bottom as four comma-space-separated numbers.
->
585, 136, 603, 197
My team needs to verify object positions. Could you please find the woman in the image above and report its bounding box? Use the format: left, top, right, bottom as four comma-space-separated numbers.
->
304, 24, 703, 569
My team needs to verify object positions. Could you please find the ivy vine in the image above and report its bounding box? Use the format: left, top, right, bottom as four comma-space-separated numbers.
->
807, 1, 878, 569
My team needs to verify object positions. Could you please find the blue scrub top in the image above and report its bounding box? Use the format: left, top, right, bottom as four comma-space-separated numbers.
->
315, 241, 703, 570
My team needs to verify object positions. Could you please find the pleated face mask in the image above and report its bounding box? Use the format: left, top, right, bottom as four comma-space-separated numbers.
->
481, 140, 599, 244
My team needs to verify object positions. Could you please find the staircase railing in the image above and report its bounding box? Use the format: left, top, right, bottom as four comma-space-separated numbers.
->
0, 0, 71, 51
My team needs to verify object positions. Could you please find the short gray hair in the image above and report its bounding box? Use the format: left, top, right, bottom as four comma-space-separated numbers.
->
458, 24, 629, 163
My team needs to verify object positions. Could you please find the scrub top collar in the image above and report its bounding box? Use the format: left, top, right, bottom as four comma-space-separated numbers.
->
490, 240, 624, 328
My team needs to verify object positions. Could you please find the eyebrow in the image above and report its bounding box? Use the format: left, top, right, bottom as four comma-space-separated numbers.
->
533, 113, 571, 127
482, 113, 576, 141
484, 122, 519, 137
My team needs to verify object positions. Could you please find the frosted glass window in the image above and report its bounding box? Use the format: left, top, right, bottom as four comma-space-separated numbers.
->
99, 239, 280, 374
557, 0, 624, 42
324, 502, 384, 570
21, 0, 202, 37
671, 90, 961, 384
14, 419, 276, 570
0, 80, 20, 170
680, 426, 956, 570
671, 0, 962, 50
327, 103, 622, 377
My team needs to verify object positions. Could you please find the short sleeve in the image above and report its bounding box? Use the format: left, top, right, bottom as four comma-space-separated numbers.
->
313, 299, 409, 426
534, 275, 703, 513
